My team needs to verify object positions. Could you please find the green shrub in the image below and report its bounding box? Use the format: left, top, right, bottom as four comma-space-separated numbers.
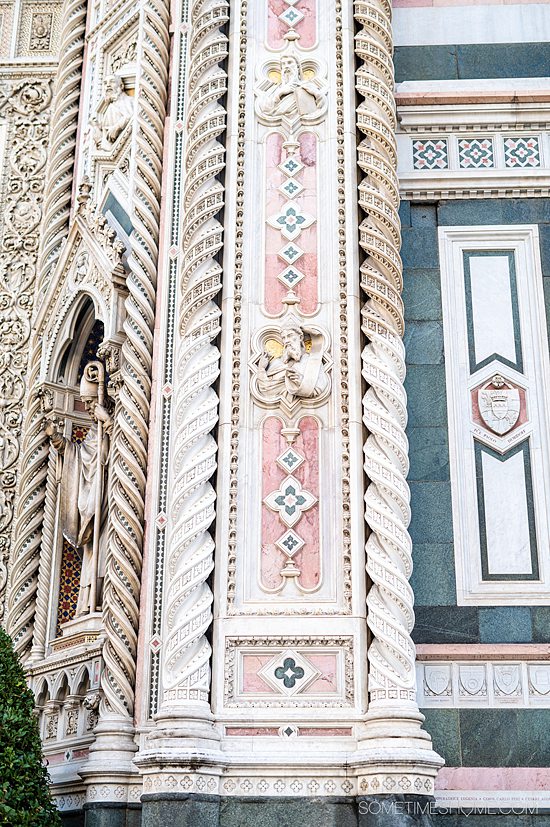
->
0, 626, 61, 827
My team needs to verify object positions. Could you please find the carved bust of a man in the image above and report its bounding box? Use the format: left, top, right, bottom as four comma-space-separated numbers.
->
91, 74, 133, 151
257, 324, 328, 404
260, 54, 325, 123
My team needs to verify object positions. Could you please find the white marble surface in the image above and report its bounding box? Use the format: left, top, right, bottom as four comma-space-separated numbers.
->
394, 4, 550, 46
470, 254, 517, 368
482, 448, 532, 575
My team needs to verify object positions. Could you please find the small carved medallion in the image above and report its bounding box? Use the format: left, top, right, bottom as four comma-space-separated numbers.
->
478, 374, 520, 435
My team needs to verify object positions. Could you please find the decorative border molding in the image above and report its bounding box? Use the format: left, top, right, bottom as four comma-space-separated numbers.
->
224, 636, 354, 708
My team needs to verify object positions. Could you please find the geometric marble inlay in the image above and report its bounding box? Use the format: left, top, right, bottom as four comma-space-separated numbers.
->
412, 138, 448, 170
275, 529, 305, 558
504, 136, 541, 168
458, 137, 494, 169
267, 202, 314, 241
277, 264, 305, 290
264, 475, 317, 528
258, 649, 320, 697
279, 178, 304, 199
279, 156, 304, 178
276, 447, 305, 473
278, 242, 304, 265
279, 6, 304, 28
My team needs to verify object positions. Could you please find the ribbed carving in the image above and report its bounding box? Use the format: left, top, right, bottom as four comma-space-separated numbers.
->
101, 0, 171, 717
5, 0, 86, 657
355, 0, 416, 704
37, 0, 87, 301
162, 0, 228, 706
29, 446, 59, 661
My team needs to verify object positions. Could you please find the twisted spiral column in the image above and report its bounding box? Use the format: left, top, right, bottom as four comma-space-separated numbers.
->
37, 0, 87, 301
5, 0, 86, 657
159, 0, 228, 720
355, 1, 442, 783
100, 0, 170, 719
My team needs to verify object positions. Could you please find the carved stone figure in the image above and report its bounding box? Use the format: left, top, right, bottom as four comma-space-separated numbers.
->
91, 74, 133, 151
257, 323, 328, 405
45, 361, 112, 617
258, 54, 326, 126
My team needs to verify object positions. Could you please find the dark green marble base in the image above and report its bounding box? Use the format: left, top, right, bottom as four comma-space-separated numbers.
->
83, 801, 142, 827
140, 794, 435, 826
60, 811, 85, 827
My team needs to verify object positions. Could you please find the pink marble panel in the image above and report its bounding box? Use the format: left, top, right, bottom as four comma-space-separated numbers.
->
225, 727, 280, 736
242, 655, 274, 693
261, 416, 320, 590
436, 767, 550, 790
264, 132, 317, 316
299, 727, 353, 736
304, 653, 337, 693
267, 0, 316, 50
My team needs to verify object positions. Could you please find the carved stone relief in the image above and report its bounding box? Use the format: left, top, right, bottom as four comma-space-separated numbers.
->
0, 78, 53, 619
91, 74, 133, 152
255, 48, 327, 136
250, 321, 331, 416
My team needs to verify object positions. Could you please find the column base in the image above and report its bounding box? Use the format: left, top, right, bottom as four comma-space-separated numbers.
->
83, 801, 142, 827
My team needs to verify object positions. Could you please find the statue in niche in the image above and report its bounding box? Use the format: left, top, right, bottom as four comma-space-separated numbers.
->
257, 323, 328, 405
91, 74, 133, 151
258, 54, 327, 125
45, 361, 112, 617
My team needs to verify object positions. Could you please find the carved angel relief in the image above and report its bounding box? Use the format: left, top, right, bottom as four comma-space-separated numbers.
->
250, 320, 331, 416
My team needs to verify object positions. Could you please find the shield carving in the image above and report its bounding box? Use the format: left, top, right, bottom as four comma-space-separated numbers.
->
529, 666, 550, 696
459, 665, 486, 697
478, 374, 520, 436
494, 665, 520, 696
424, 665, 451, 696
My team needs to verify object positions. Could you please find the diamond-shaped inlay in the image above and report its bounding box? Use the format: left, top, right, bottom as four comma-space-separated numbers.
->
155, 511, 168, 530
504, 136, 541, 168
412, 138, 448, 171
276, 447, 304, 473
279, 156, 303, 177
258, 649, 320, 697
458, 137, 494, 169
264, 475, 316, 527
277, 264, 305, 290
267, 202, 314, 241
175, 120, 184, 132
162, 382, 173, 398
279, 178, 304, 199
276, 529, 305, 558
150, 636, 162, 653
168, 245, 179, 259
278, 242, 304, 265
279, 5, 304, 27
